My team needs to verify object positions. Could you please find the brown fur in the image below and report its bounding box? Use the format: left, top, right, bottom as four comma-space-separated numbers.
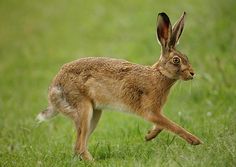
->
37, 12, 202, 161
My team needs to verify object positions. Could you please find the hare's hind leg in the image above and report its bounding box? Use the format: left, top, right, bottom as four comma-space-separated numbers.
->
49, 86, 94, 160
75, 109, 102, 160
75, 109, 102, 161
89, 109, 102, 136
74, 100, 94, 160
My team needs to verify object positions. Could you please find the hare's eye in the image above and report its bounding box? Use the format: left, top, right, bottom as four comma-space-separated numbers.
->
172, 56, 180, 65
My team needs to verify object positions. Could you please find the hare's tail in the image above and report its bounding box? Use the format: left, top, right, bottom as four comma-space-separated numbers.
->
36, 107, 58, 123
36, 86, 63, 123
36, 86, 75, 123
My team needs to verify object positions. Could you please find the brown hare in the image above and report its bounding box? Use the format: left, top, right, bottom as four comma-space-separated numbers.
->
37, 12, 202, 160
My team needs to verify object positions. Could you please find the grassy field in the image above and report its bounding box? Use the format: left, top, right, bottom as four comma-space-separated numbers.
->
0, 0, 236, 166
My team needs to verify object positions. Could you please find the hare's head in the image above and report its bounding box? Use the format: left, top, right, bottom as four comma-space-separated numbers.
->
156, 12, 194, 81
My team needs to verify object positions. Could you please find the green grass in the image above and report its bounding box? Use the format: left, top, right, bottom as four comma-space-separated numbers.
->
0, 0, 236, 166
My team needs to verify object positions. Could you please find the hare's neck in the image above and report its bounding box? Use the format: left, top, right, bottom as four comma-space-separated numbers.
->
152, 64, 177, 95
151, 68, 176, 108
157, 70, 176, 91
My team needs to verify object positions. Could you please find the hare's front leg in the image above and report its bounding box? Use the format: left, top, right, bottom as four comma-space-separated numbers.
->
74, 100, 94, 161
145, 125, 163, 141
147, 113, 202, 145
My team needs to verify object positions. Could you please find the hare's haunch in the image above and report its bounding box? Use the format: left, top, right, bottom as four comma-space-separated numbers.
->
37, 12, 202, 161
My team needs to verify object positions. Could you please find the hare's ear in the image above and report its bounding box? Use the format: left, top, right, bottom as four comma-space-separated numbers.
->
169, 12, 186, 47
156, 12, 172, 53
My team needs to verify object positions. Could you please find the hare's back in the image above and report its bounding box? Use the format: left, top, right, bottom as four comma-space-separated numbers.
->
65, 57, 134, 73
55, 57, 155, 86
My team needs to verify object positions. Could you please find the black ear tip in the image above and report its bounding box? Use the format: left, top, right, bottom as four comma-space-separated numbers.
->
183, 11, 187, 15
158, 12, 168, 18
158, 12, 170, 23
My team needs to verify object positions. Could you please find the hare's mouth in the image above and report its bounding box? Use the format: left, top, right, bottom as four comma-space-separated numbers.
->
187, 75, 194, 80
181, 73, 194, 81
180, 70, 194, 81
181, 77, 193, 81
185, 75, 194, 80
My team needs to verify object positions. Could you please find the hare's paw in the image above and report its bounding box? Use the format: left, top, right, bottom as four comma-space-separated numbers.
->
74, 150, 94, 161
145, 128, 162, 141
185, 135, 203, 145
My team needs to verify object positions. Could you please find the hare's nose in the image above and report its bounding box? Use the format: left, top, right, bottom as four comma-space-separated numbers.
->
190, 71, 195, 76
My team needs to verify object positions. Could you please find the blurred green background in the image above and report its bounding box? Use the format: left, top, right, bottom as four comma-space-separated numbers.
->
0, 0, 236, 166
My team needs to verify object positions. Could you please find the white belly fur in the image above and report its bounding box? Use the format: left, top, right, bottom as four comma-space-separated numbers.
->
94, 101, 130, 113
